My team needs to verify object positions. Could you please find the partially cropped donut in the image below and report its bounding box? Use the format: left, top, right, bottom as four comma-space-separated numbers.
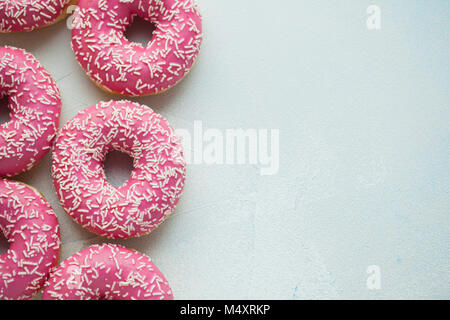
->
0, 46, 61, 177
0, 179, 61, 300
71, 0, 202, 96
42, 244, 173, 300
0, 0, 77, 33
52, 100, 186, 239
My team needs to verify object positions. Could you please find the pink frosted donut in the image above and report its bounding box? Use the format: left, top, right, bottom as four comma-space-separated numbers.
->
0, 46, 61, 177
52, 100, 186, 239
71, 0, 202, 96
42, 244, 173, 300
0, 0, 75, 33
0, 179, 61, 300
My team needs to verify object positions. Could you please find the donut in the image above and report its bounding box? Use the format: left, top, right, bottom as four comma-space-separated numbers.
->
42, 244, 173, 300
52, 100, 186, 239
0, 0, 77, 33
0, 46, 61, 177
0, 179, 61, 300
71, 0, 202, 96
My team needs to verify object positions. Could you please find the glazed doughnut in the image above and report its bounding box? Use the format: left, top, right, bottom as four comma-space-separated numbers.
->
42, 244, 173, 300
0, 0, 77, 33
0, 179, 61, 300
0, 46, 61, 177
52, 100, 186, 239
71, 0, 202, 96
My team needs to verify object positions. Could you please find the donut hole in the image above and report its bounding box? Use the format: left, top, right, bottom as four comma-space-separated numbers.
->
0, 231, 8, 255
124, 16, 156, 47
0, 95, 11, 125
104, 150, 134, 188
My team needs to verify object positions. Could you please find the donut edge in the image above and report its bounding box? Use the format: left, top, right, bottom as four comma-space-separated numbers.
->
0, 0, 79, 34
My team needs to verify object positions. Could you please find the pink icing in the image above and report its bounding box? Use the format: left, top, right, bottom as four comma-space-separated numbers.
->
71, 0, 202, 96
0, 46, 61, 177
0, 179, 61, 300
0, 0, 72, 33
42, 244, 173, 300
52, 100, 186, 239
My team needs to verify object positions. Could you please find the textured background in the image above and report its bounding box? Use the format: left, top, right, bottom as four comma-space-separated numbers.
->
0, 0, 449, 299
